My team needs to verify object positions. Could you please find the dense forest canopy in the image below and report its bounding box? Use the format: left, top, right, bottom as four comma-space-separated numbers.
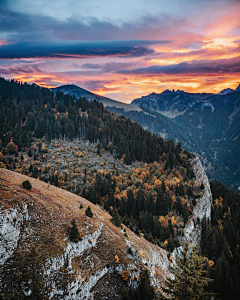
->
0, 77, 183, 167
201, 180, 240, 300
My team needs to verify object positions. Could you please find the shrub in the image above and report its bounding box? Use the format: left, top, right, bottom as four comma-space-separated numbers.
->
79, 204, 83, 209
85, 206, 93, 218
22, 180, 32, 190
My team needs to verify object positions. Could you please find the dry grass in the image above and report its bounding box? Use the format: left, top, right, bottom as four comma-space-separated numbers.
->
0, 168, 169, 291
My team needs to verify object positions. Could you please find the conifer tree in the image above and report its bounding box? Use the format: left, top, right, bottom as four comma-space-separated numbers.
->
85, 205, 93, 218
28, 147, 32, 157
159, 242, 213, 300
111, 208, 121, 227
70, 219, 80, 242
138, 268, 156, 300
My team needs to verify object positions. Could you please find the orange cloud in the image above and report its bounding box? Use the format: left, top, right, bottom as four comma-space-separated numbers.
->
11, 74, 68, 88
5, 1, 240, 102
203, 37, 239, 50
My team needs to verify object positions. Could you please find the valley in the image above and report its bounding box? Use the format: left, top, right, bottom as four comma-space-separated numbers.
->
108, 87, 240, 194
49, 82, 240, 194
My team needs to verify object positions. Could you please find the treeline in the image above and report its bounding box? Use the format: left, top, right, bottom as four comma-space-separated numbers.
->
201, 180, 240, 300
0, 78, 183, 166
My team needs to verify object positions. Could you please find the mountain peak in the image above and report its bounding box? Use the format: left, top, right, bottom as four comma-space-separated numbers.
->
219, 88, 235, 95
162, 89, 185, 94
236, 83, 240, 91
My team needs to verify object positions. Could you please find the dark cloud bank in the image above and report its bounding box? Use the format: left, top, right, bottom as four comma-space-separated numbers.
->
0, 40, 171, 59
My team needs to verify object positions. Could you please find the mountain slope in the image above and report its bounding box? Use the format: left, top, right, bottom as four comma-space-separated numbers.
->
0, 153, 214, 299
51, 82, 240, 193
130, 88, 240, 193
52, 84, 142, 112
0, 168, 170, 299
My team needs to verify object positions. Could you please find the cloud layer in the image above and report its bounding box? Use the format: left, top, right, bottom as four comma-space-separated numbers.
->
0, 0, 240, 101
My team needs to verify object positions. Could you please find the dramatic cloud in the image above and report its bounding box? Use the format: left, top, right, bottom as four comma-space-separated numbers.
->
117, 57, 240, 75
82, 62, 136, 72
0, 40, 171, 59
0, 0, 240, 101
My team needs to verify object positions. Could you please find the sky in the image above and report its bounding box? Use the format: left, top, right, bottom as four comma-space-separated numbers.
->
0, 0, 240, 103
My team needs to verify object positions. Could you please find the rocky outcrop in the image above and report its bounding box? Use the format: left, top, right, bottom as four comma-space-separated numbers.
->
0, 204, 29, 265
48, 223, 104, 299
182, 156, 212, 246
48, 223, 103, 273
191, 157, 212, 221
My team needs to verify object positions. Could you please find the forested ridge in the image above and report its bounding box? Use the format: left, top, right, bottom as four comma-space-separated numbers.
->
0, 77, 182, 166
109, 89, 240, 195
0, 77, 199, 251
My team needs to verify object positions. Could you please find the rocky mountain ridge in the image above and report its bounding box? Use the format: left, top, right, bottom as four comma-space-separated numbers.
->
0, 154, 212, 299
0, 168, 169, 299
131, 86, 240, 119
128, 87, 240, 193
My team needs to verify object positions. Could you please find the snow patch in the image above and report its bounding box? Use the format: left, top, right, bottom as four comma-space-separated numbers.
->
202, 102, 215, 113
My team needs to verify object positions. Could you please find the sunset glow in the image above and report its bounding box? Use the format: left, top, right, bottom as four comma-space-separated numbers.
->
0, 0, 240, 102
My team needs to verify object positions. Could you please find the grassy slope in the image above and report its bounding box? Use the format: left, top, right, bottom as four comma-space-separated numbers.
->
0, 168, 169, 297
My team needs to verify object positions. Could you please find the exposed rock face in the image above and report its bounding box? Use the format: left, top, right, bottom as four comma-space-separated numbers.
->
181, 156, 212, 246
0, 158, 213, 299
0, 205, 29, 265
48, 223, 104, 299
0, 169, 170, 300
191, 156, 212, 221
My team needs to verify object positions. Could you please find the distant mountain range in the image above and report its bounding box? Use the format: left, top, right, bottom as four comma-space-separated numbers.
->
129, 84, 240, 193
131, 84, 240, 118
52, 83, 240, 193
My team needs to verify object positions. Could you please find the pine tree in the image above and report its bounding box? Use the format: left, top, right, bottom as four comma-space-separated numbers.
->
97, 143, 101, 155
70, 219, 80, 242
159, 242, 213, 300
28, 147, 32, 157
111, 208, 121, 227
22, 179, 32, 190
138, 268, 156, 300
85, 205, 93, 218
